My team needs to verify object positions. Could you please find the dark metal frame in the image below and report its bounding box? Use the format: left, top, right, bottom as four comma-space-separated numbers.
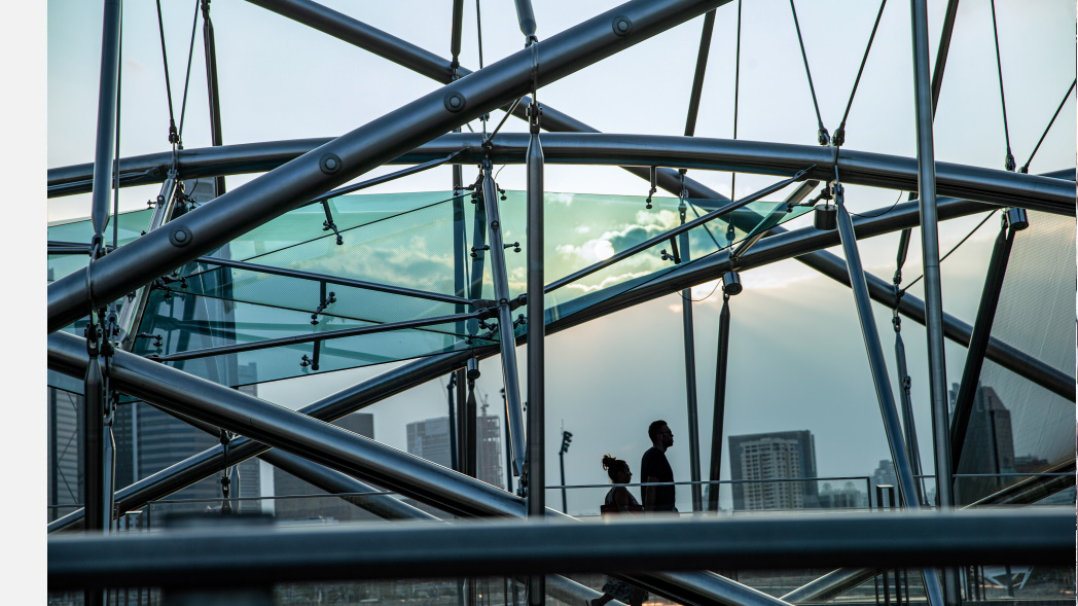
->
46, 0, 1076, 604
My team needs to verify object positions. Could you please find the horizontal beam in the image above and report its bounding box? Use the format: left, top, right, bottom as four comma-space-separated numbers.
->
48, 134, 1075, 216
49, 507, 1073, 590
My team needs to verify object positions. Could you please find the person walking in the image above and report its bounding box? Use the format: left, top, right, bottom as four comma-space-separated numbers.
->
592, 455, 646, 606
640, 419, 677, 512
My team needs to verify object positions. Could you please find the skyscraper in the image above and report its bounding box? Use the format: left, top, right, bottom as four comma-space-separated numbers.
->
951, 383, 1017, 504
477, 405, 505, 490
407, 410, 504, 488
728, 430, 818, 510
272, 412, 377, 521
407, 416, 453, 468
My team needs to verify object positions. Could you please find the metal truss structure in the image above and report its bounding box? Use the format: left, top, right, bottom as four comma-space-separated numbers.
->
46, 0, 1074, 605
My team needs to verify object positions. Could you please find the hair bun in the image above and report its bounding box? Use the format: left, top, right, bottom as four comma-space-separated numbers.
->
601, 454, 617, 470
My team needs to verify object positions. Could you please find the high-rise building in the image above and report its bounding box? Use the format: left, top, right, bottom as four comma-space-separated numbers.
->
272, 413, 378, 521
407, 410, 504, 489
407, 416, 453, 468
728, 430, 818, 510
477, 405, 505, 490
950, 383, 1016, 504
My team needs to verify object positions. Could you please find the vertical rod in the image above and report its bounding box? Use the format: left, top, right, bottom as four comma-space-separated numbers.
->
930, 0, 961, 113
85, 7, 122, 606
559, 452, 567, 512
910, 0, 954, 515
950, 220, 1016, 475
450, 0, 464, 65
465, 359, 479, 478
83, 357, 106, 532
833, 190, 945, 606
90, 0, 123, 242
707, 294, 730, 512
910, 6, 961, 601
448, 375, 460, 472
451, 131, 466, 472
201, 0, 226, 196
893, 325, 924, 503
684, 9, 717, 137
480, 162, 527, 479
678, 198, 703, 512
513, 0, 538, 41
525, 107, 546, 606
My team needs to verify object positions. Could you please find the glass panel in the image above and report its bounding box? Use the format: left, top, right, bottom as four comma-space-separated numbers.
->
135, 288, 496, 387
47, 208, 155, 282
544, 197, 812, 318
954, 210, 1076, 504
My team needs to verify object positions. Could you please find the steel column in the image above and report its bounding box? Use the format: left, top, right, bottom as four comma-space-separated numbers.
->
911, 1, 961, 599
201, 0, 226, 196
525, 100, 547, 606
910, 0, 955, 509
48, 0, 726, 333
678, 197, 703, 512
950, 218, 1017, 474
707, 294, 730, 511
833, 188, 944, 606
480, 163, 527, 478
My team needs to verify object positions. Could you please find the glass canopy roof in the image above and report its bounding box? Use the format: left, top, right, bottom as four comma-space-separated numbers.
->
48, 189, 810, 387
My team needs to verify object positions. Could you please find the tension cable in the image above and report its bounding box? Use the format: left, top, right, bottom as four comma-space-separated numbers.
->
788, 0, 827, 145
1020, 78, 1076, 174
989, 0, 1015, 171
788, 0, 888, 147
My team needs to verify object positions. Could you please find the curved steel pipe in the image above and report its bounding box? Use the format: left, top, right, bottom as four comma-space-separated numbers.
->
48, 134, 1075, 216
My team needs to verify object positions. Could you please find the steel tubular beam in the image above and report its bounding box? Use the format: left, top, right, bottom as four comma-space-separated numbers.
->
89, 0, 122, 241
49, 508, 1073, 590
51, 331, 522, 519
48, 332, 794, 606
684, 10, 717, 137
480, 165, 528, 478
47, 135, 1076, 216
833, 187, 945, 606
909, 9, 962, 602
48, 345, 494, 532
707, 295, 730, 511
202, 0, 226, 196
48, 0, 726, 333
525, 109, 546, 517
949, 219, 1016, 474
834, 191, 921, 508
679, 200, 703, 512
930, 0, 961, 112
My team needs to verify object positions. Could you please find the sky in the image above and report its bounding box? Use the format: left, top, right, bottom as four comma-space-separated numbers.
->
27, 0, 1078, 569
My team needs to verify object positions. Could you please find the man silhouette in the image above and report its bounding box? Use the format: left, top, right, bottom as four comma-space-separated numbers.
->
640, 420, 676, 512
